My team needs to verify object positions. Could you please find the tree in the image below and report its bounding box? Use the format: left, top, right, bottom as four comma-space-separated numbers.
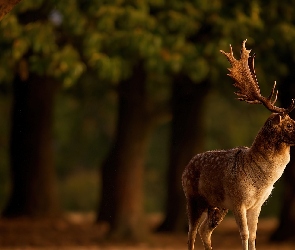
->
91, 1, 213, 239
157, 0, 263, 232
158, 76, 210, 232
1, 0, 167, 232
98, 62, 158, 239
90, 3, 168, 239
0, 0, 84, 217
3, 73, 59, 217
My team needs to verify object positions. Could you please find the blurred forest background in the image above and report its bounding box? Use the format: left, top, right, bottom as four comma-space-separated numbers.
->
0, 0, 295, 245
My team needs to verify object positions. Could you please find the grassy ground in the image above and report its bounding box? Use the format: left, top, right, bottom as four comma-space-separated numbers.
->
0, 213, 294, 250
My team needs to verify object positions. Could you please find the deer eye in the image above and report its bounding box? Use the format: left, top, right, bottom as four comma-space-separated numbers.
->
287, 123, 293, 129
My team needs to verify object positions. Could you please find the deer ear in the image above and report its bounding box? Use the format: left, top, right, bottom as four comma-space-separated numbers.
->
272, 114, 282, 125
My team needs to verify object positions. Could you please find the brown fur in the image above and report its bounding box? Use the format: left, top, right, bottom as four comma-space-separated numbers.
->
182, 40, 295, 250
182, 114, 295, 250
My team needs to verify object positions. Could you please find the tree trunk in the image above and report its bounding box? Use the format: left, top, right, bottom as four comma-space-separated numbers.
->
97, 63, 154, 240
157, 76, 210, 232
2, 73, 59, 218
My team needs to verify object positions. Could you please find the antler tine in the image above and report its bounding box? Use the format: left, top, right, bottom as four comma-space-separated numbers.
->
220, 40, 295, 115
272, 90, 278, 105
229, 44, 233, 55
285, 99, 295, 114
267, 81, 278, 105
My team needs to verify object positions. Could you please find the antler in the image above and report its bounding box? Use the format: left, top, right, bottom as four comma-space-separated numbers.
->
220, 39, 295, 114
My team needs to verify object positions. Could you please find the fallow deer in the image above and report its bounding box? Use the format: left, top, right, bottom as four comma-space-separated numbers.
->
182, 40, 295, 250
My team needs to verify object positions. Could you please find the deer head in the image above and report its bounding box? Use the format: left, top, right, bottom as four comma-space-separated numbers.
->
220, 39, 295, 115
262, 113, 295, 146
220, 40, 295, 146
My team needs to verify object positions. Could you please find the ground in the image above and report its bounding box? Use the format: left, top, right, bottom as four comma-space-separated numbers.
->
0, 213, 294, 250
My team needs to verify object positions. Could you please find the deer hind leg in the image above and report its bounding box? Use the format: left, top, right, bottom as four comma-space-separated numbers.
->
199, 207, 228, 250
186, 196, 206, 250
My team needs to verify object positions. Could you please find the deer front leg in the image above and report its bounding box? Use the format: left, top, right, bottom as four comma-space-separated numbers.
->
233, 206, 249, 250
247, 206, 262, 250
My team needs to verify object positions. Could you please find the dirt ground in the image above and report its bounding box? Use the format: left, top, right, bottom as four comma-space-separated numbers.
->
0, 213, 294, 250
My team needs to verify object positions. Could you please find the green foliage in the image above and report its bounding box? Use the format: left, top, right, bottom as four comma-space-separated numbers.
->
1, 0, 293, 89
14, 0, 43, 12
0, 0, 269, 87
47, 45, 85, 87
0, 0, 85, 86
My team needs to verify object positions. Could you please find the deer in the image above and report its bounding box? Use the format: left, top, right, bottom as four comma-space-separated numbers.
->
182, 39, 295, 250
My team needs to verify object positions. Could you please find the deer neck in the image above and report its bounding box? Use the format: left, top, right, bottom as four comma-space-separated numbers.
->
246, 127, 290, 186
